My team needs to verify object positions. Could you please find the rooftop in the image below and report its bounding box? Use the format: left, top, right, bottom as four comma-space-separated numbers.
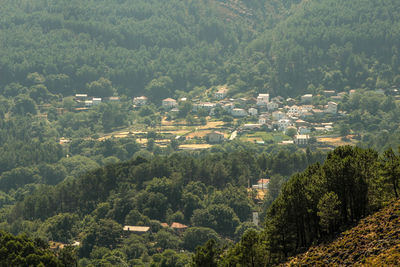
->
123, 226, 150, 232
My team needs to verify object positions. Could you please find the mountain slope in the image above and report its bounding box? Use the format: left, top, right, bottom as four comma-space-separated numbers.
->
240, 0, 400, 96
0, 0, 259, 99
283, 199, 400, 266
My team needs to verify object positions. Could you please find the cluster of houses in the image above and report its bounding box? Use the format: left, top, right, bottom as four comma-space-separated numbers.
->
131, 87, 345, 146
74, 94, 120, 108
71, 86, 348, 147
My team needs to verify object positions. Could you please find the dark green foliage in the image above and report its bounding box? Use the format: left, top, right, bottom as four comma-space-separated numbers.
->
192, 239, 222, 267
223, 145, 399, 265
183, 227, 220, 252
0, 230, 74, 266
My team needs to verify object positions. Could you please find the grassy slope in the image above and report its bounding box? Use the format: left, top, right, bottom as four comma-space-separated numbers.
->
283, 199, 400, 266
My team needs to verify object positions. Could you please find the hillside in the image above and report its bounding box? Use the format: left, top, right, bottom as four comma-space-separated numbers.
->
3, 0, 399, 100
238, 0, 400, 97
284, 199, 400, 266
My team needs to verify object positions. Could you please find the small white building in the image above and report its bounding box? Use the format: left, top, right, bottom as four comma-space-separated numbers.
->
162, 98, 178, 109
278, 119, 291, 132
133, 96, 148, 106
256, 93, 269, 106
215, 88, 228, 100
92, 98, 102, 105
75, 94, 88, 100
231, 108, 247, 117
294, 134, 310, 145
84, 100, 93, 107
248, 108, 258, 116
252, 179, 270, 190
326, 101, 338, 114
272, 111, 286, 121
301, 94, 313, 103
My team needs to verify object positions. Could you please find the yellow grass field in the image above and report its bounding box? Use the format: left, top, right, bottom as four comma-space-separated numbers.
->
317, 136, 357, 147
179, 144, 212, 150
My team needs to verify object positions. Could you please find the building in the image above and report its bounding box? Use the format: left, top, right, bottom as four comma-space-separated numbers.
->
206, 131, 225, 143
272, 111, 286, 121
193, 102, 216, 111
171, 222, 188, 234
215, 87, 228, 99
298, 126, 311, 134
123, 226, 150, 235
294, 134, 309, 145
258, 116, 268, 125
248, 108, 258, 116
92, 98, 102, 105
84, 100, 93, 107
287, 105, 300, 116
242, 124, 262, 130
256, 93, 269, 106
133, 96, 148, 106
162, 98, 177, 109
267, 101, 279, 111
301, 94, 313, 103
326, 101, 338, 114
278, 119, 291, 132
252, 179, 270, 190
231, 108, 247, 117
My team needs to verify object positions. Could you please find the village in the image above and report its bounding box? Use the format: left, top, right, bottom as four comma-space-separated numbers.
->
57, 86, 367, 150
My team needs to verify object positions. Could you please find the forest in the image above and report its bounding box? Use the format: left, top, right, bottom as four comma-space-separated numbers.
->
0, 145, 325, 266
195, 146, 400, 266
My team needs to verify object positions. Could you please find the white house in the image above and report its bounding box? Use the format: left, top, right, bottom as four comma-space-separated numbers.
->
287, 105, 300, 116
75, 94, 88, 100
272, 111, 286, 121
215, 88, 228, 99
258, 116, 268, 125
278, 119, 291, 132
193, 102, 216, 111
326, 101, 338, 114
294, 134, 309, 145
248, 108, 258, 116
92, 98, 102, 105
133, 96, 148, 106
231, 108, 247, 117
252, 179, 270, 190
267, 101, 279, 111
256, 93, 269, 106
301, 94, 313, 103
84, 100, 93, 107
162, 98, 177, 109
